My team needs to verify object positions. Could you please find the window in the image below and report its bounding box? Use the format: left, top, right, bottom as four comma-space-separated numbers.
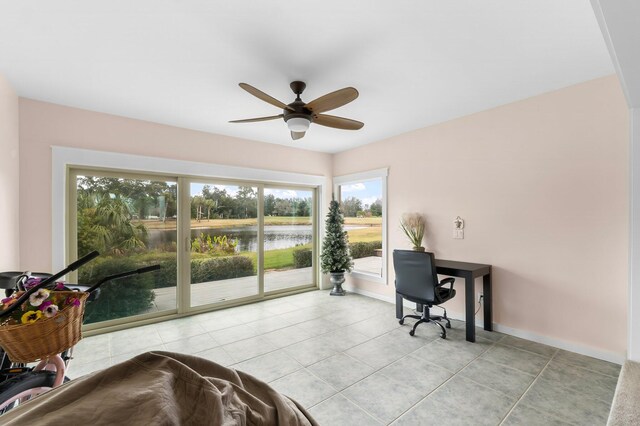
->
71, 171, 178, 324
263, 186, 315, 293
62, 149, 322, 330
334, 168, 388, 282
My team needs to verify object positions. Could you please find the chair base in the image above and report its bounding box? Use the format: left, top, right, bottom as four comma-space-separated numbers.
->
399, 306, 448, 339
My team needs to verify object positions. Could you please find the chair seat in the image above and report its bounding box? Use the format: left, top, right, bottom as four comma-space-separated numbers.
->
399, 287, 455, 307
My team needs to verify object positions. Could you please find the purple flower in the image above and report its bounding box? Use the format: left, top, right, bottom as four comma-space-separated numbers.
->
66, 297, 81, 307
55, 282, 66, 290
24, 277, 42, 290
1, 297, 13, 304
38, 300, 53, 311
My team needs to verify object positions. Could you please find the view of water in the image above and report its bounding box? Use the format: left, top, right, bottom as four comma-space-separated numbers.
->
148, 225, 364, 252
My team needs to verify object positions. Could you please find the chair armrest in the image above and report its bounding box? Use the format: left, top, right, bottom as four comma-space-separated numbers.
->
437, 277, 455, 290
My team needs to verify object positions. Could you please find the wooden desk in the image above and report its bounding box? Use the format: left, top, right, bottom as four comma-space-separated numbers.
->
395, 259, 492, 343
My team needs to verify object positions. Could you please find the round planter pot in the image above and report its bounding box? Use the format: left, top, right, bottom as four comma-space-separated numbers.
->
329, 271, 346, 296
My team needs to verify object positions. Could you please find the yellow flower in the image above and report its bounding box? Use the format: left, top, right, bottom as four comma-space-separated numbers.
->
21, 310, 43, 324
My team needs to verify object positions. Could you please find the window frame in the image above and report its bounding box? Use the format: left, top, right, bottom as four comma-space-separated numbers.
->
334, 168, 388, 285
55, 146, 325, 332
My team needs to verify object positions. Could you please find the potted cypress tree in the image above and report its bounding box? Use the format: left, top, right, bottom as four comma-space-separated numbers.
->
321, 200, 353, 296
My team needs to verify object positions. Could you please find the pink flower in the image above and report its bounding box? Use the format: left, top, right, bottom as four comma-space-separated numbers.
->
1, 297, 13, 304
55, 282, 66, 290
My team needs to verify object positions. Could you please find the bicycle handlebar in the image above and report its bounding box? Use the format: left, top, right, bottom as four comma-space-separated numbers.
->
0, 251, 100, 319
84, 264, 161, 293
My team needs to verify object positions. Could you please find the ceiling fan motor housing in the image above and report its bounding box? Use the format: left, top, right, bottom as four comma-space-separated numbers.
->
283, 99, 314, 124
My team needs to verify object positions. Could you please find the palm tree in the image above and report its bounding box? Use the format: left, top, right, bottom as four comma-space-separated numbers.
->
86, 197, 147, 255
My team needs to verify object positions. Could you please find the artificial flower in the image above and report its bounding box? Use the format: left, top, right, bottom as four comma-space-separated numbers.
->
42, 304, 59, 318
24, 277, 43, 290
39, 300, 53, 311
1, 296, 17, 307
29, 289, 50, 307
55, 282, 66, 290
66, 297, 81, 307
21, 310, 43, 324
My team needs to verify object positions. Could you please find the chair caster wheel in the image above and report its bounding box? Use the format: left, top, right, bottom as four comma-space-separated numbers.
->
446, 323, 451, 329
440, 333, 447, 339
399, 319, 404, 325
409, 330, 415, 336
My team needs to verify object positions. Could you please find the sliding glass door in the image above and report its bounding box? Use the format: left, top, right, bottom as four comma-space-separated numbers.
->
71, 171, 178, 324
263, 187, 315, 293
70, 169, 317, 328
189, 182, 259, 308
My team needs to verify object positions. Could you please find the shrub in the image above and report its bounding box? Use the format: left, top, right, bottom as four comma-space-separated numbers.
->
349, 241, 382, 259
78, 254, 254, 323
79, 257, 157, 324
191, 256, 254, 282
293, 248, 313, 268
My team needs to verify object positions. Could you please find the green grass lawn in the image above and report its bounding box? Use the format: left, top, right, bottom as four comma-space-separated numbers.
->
347, 227, 383, 243
240, 244, 311, 271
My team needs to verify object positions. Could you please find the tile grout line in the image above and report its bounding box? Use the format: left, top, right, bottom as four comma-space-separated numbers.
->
387, 335, 504, 424
496, 347, 573, 426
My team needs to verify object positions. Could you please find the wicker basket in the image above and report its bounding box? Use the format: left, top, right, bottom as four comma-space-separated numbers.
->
0, 291, 89, 363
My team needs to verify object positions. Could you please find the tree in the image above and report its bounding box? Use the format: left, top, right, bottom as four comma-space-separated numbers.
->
370, 198, 383, 217
274, 199, 292, 216
77, 195, 148, 256
341, 196, 362, 217
320, 200, 353, 273
296, 199, 311, 217
192, 195, 206, 221
264, 194, 276, 216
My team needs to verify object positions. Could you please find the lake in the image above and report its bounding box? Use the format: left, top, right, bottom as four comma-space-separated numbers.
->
148, 225, 364, 252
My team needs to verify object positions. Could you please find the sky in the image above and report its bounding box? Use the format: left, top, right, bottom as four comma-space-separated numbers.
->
340, 179, 382, 208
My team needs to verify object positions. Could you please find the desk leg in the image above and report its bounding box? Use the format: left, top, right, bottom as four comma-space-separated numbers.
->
396, 292, 403, 319
465, 274, 476, 342
483, 272, 492, 331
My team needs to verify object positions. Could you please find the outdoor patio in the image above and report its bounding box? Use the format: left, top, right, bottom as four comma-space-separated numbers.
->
148, 256, 381, 312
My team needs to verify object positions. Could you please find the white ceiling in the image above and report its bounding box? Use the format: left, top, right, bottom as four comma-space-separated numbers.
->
0, 1, 614, 153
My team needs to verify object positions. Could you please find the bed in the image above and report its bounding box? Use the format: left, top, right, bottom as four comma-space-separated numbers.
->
0, 351, 318, 425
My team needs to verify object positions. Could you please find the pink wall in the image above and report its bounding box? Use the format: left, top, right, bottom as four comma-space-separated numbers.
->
333, 75, 629, 357
18, 99, 332, 272
0, 75, 20, 270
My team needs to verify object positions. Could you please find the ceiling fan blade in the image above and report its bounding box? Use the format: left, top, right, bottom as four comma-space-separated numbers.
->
314, 114, 364, 130
291, 131, 305, 140
229, 114, 283, 123
239, 83, 294, 111
306, 87, 359, 114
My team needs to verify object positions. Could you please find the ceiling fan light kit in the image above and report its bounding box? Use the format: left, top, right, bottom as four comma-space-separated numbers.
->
230, 80, 364, 141
286, 117, 310, 132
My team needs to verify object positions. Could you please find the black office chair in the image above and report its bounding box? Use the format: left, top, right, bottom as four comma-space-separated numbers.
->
393, 249, 456, 338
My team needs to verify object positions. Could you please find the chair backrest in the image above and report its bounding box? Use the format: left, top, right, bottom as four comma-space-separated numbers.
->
393, 249, 438, 303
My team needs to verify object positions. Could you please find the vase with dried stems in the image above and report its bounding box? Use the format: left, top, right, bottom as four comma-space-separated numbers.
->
400, 213, 426, 251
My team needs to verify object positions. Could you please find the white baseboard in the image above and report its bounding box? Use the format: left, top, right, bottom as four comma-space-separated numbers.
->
344, 285, 625, 365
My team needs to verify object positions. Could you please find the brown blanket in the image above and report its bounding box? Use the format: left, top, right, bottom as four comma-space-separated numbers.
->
0, 351, 318, 426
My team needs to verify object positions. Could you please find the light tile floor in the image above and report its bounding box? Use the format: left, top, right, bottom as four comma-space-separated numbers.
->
69, 290, 620, 425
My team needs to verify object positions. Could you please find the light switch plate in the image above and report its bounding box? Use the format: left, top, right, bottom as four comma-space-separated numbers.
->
453, 229, 464, 239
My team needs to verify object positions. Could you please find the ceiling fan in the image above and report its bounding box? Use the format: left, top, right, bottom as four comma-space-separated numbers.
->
230, 81, 364, 140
